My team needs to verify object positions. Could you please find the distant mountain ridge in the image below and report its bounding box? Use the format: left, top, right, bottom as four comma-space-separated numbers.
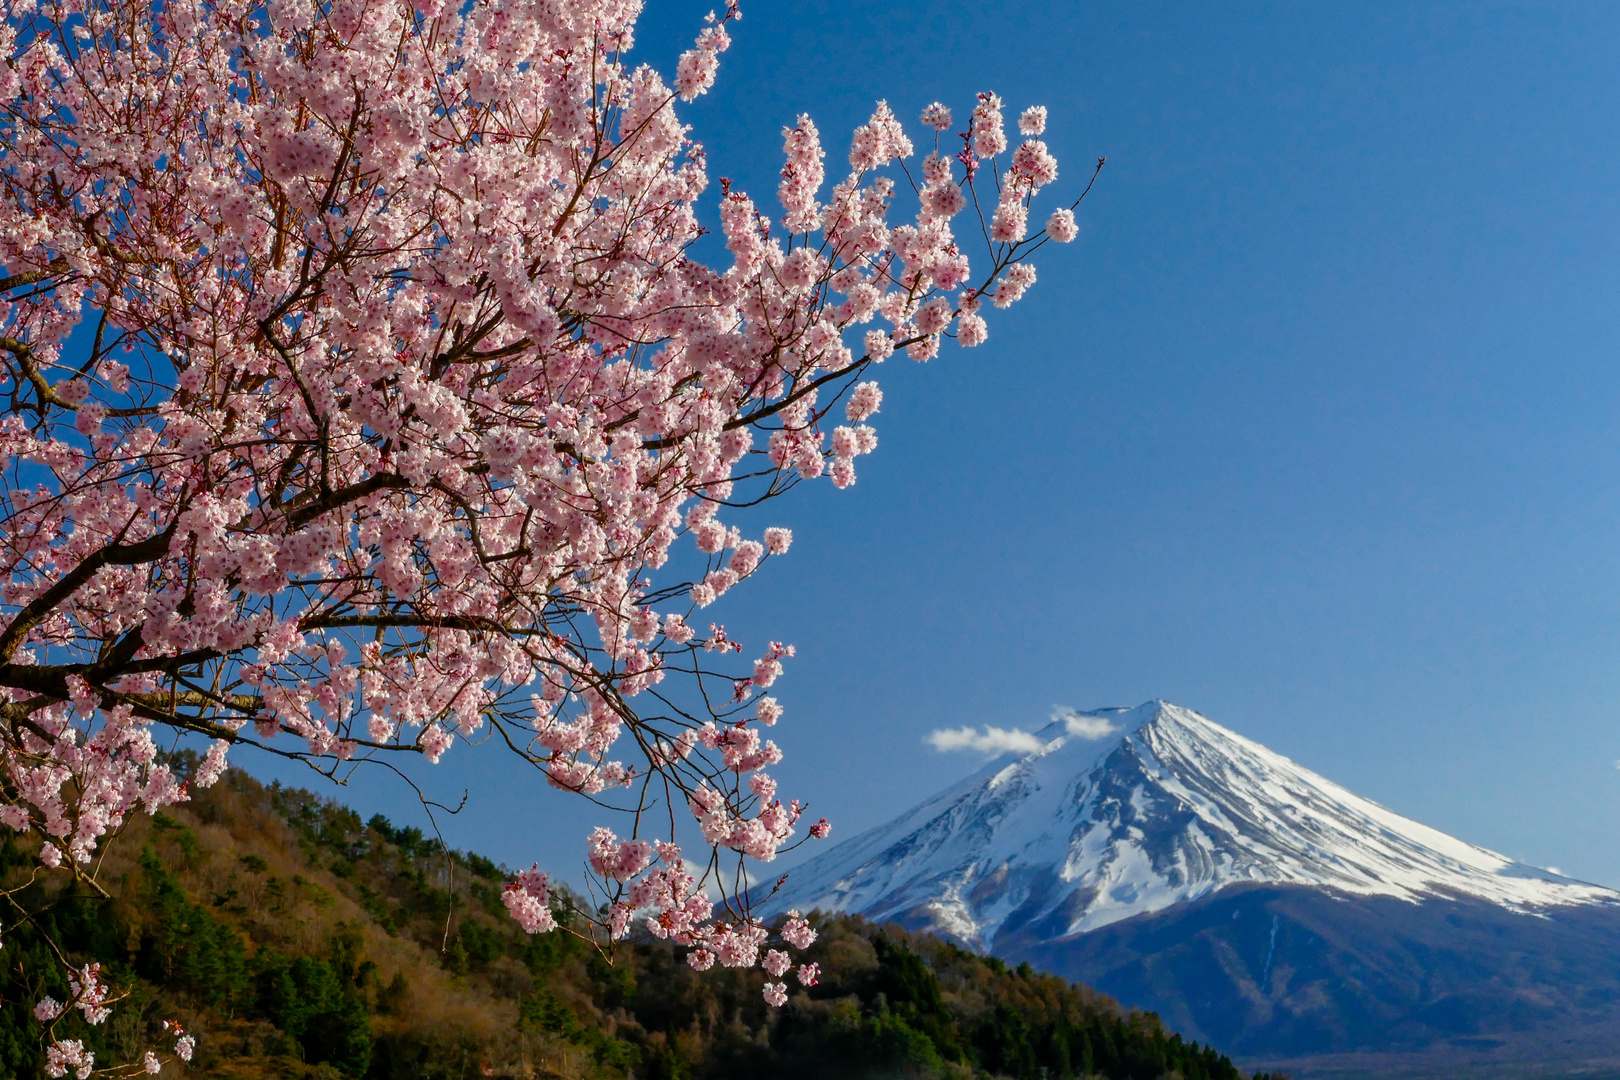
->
765, 701, 1620, 1076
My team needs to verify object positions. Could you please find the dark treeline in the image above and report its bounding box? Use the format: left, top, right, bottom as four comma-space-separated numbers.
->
0, 765, 1286, 1080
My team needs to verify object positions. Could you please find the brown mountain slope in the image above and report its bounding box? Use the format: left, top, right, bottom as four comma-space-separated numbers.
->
0, 761, 1282, 1080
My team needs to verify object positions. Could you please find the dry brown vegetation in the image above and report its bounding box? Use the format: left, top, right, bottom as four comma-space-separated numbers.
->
0, 763, 1283, 1080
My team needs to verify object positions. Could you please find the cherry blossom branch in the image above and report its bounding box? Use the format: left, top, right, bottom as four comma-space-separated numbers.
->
0, 0, 1096, 1054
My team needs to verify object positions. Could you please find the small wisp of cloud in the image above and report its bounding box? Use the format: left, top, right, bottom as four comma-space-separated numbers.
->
1052, 705, 1121, 740
926, 705, 1122, 756
925, 725, 1045, 756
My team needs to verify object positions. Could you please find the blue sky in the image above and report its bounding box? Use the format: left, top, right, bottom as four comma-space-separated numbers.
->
251, 1, 1620, 887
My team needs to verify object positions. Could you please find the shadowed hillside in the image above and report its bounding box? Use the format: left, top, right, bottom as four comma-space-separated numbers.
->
1003, 883, 1620, 1079
0, 760, 1284, 1079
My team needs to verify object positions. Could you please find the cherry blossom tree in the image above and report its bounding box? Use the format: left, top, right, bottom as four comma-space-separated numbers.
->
0, 0, 1097, 1064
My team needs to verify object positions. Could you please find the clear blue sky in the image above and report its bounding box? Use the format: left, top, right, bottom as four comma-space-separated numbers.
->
251, 0, 1620, 888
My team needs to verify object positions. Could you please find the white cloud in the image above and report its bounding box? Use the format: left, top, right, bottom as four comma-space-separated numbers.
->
1053, 705, 1121, 741
925, 725, 1045, 756
927, 707, 1124, 756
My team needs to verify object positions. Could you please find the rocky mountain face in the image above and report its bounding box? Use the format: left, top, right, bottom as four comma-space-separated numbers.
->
765, 702, 1620, 1076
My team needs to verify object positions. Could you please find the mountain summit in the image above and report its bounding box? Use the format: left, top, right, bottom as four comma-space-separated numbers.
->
766, 702, 1620, 1074
768, 700, 1616, 949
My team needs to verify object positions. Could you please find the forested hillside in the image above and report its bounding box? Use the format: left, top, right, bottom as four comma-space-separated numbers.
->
0, 761, 1284, 1080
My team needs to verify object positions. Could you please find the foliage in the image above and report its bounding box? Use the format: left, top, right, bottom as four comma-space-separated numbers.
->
0, 0, 1098, 1063
0, 769, 1284, 1080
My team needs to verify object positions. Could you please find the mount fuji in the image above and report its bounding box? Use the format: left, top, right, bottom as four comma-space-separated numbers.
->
765, 702, 1620, 1076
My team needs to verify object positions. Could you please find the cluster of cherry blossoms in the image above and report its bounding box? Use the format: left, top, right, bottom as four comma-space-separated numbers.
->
0, 676, 230, 870
33, 964, 193, 1076
0, 0, 1094, 1038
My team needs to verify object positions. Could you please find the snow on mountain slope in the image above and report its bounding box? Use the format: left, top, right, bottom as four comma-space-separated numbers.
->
764, 701, 1618, 951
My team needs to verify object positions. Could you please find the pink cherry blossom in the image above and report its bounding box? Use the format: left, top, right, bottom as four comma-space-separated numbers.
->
587, 827, 657, 881
1010, 140, 1059, 190
958, 313, 990, 347
780, 116, 827, 234
504, 866, 558, 934
920, 102, 953, 130
992, 200, 1030, 244
0, 0, 1098, 1041
69, 964, 111, 1025
43, 1040, 93, 1080
994, 264, 1040, 308
763, 949, 792, 977
850, 101, 914, 170
1047, 208, 1081, 243
915, 297, 955, 336
971, 92, 1008, 158
779, 911, 818, 950
846, 382, 884, 421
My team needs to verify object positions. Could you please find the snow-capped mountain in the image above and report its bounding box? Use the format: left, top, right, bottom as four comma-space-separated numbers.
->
765, 700, 1617, 950
765, 701, 1620, 1073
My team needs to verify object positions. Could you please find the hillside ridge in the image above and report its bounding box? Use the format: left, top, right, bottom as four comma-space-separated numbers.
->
0, 760, 1284, 1080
